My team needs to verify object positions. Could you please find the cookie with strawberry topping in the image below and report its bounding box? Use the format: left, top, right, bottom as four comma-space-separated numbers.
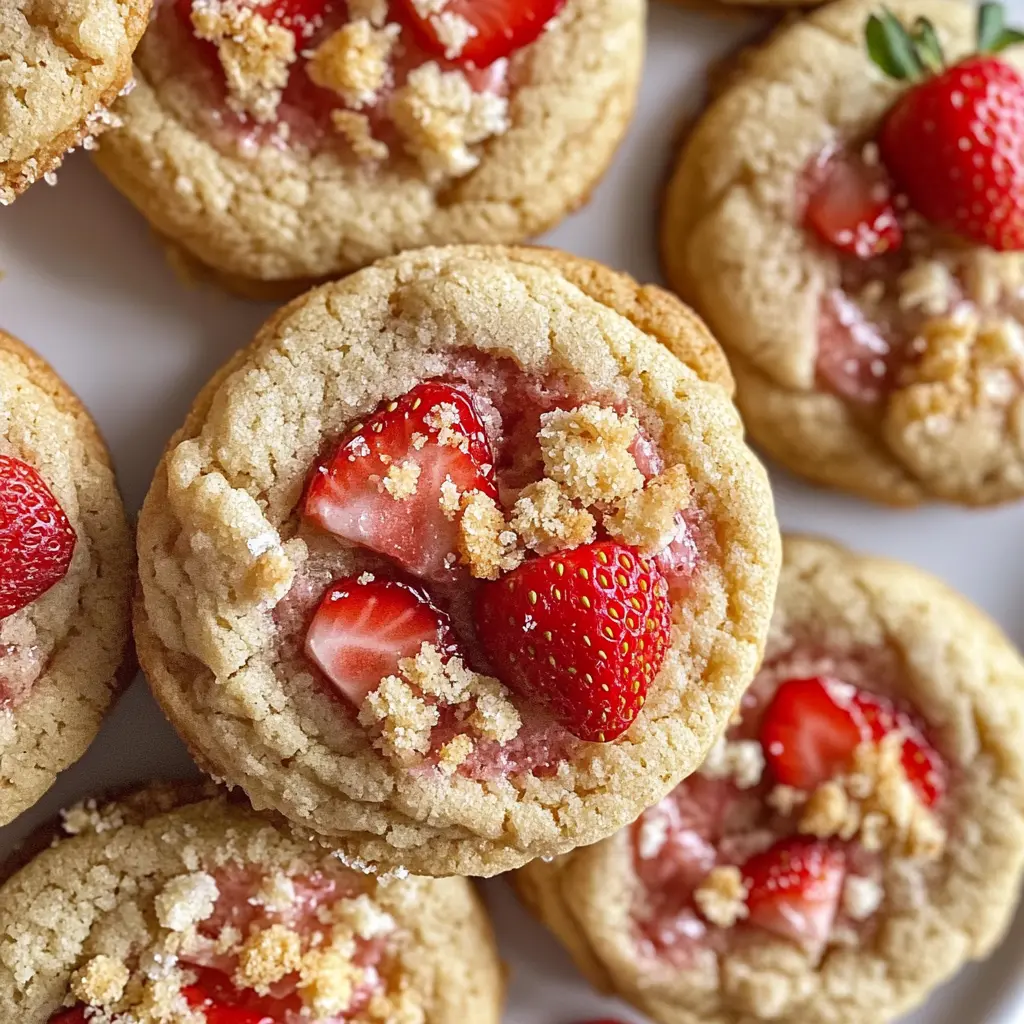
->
0, 330, 133, 827
0, 0, 150, 205
0, 784, 503, 1024
662, 0, 1024, 505
515, 535, 1024, 1024
91, 0, 643, 299
133, 244, 780, 876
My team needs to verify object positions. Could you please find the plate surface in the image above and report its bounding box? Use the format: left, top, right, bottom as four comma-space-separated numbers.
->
2, 4, 1024, 1023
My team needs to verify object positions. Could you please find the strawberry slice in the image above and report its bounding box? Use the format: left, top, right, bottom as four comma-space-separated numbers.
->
303, 380, 497, 581
742, 837, 846, 948
395, 0, 567, 67
474, 540, 672, 742
760, 676, 946, 806
0, 455, 77, 620
305, 576, 457, 707
804, 149, 903, 259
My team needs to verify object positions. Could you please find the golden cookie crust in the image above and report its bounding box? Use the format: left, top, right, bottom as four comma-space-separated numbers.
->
0, 0, 151, 205
133, 243, 780, 877
0, 330, 133, 826
92, 0, 644, 299
661, 0, 1024, 506
0, 785, 504, 1023
515, 534, 1024, 1024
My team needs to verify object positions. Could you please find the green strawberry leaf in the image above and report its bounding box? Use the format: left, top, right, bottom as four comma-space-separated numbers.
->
978, 3, 1024, 52
911, 18, 944, 71
866, 9, 926, 80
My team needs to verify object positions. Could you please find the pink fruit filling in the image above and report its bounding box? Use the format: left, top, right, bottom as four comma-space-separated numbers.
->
275, 353, 711, 779
0, 640, 44, 712
631, 646, 951, 967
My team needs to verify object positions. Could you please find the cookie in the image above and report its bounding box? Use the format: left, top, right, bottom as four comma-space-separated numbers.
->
515, 534, 1024, 1024
0, 330, 133, 826
92, 0, 644, 300
0, 0, 151, 205
0, 783, 504, 1023
662, 0, 1024, 506
133, 244, 781, 877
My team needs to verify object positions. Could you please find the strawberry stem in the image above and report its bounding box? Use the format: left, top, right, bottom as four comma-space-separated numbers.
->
910, 17, 944, 72
977, 2, 1024, 53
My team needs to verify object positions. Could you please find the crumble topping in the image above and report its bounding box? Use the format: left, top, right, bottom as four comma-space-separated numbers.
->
61, 798, 127, 836
438, 475, 462, 519
382, 460, 422, 499
70, 955, 130, 1008
457, 491, 523, 579
409, 0, 448, 14
636, 811, 670, 860
306, 20, 399, 110
430, 11, 478, 58
694, 866, 749, 928
698, 737, 765, 790
349, 0, 389, 27
537, 405, 644, 505
154, 872, 220, 932
606, 464, 690, 553
438, 734, 475, 775
389, 63, 509, 179
359, 674, 440, 764
299, 947, 367, 1018
191, 0, 296, 123
236, 924, 303, 992
842, 874, 883, 921
509, 479, 596, 554
332, 109, 390, 160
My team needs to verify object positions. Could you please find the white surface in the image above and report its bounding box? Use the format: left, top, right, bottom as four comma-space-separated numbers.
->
2, 3, 1024, 1022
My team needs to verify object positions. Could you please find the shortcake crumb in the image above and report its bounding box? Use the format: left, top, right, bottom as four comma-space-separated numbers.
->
331, 110, 390, 161
307, 20, 399, 109
430, 11, 478, 58
699, 737, 765, 790
607, 464, 691, 553
438, 734, 475, 775
694, 866, 749, 928
332, 894, 395, 939
538, 405, 644, 504
842, 874, 884, 921
457, 491, 523, 579
439, 476, 462, 519
235, 924, 303, 992
469, 681, 522, 743
359, 675, 439, 763
299, 947, 366, 1018
510, 479, 596, 554
154, 872, 219, 932
382, 460, 421, 499
253, 872, 297, 913
70, 955, 130, 1008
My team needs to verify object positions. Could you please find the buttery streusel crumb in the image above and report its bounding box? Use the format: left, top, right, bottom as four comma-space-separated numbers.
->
348, 0, 389, 26
538, 404, 644, 504
842, 874, 884, 921
457, 491, 523, 579
430, 11, 478, 58
439, 734, 475, 775
70, 955, 130, 1008
360, 675, 439, 762
154, 872, 219, 932
331, 110, 390, 161
307, 20, 399, 110
698, 736, 765, 790
382, 459, 422, 499
299, 947, 365, 1017
438, 475, 463, 519
606, 464, 690, 553
510, 479, 596, 554
235, 923, 303, 992
694, 865, 749, 928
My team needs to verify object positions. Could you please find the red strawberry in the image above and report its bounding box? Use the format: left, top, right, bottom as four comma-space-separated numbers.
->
305, 576, 456, 707
184, 968, 289, 1023
0, 455, 76, 620
804, 149, 903, 258
741, 837, 846, 947
303, 381, 497, 582
48, 1011, 89, 1024
395, 0, 567, 67
868, 5, 1024, 250
760, 676, 946, 806
474, 541, 672, 742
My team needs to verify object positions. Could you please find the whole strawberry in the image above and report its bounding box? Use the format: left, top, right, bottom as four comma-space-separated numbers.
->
869, 3, 1024, 250
474, 540, 672, 742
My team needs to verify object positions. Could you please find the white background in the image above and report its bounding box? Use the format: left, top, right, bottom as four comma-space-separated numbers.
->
2, 3, 1024, 1021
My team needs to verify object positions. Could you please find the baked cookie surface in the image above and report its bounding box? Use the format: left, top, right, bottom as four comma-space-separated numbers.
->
0, 784, 503, 1023
134, 244, 780, 877
515, 535, 1024, 1024
0, 0, 150, 205
662, 0, 1024, 505
93, 0, 644, 298
0, 330, 133, 826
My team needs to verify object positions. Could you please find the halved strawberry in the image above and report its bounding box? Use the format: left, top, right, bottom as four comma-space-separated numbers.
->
305, 576, 457, 707
474, 541, 672, 742
303, 380, 497, 581
395, 0, 567, 67
0, 454, 77, 620
760, 676, 946, 806
804, 149, 903, 259
742, 837, 846, 948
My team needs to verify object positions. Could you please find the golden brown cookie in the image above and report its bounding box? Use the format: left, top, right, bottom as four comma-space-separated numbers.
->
0, 330, 133, 827
92, 0, 645, 299
0, 784, 504, 1023
0, 0, 151, 205
515, 534, 1024, 1024
662, 0, 1024, 506
133, 244, 781, 877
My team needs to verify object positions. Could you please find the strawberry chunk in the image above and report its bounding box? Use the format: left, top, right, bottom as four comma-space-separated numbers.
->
474, 541, 672, 742
0, 455, 77, 620
742, 837, 846, 948
804, 149, 903, 259
184, 967, 294, 1023
395, 0, 567, 67
305, 576, 456, 707
48, 1012, 89, 1024
760, 676, 946, 806
303, 381, 497, 581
